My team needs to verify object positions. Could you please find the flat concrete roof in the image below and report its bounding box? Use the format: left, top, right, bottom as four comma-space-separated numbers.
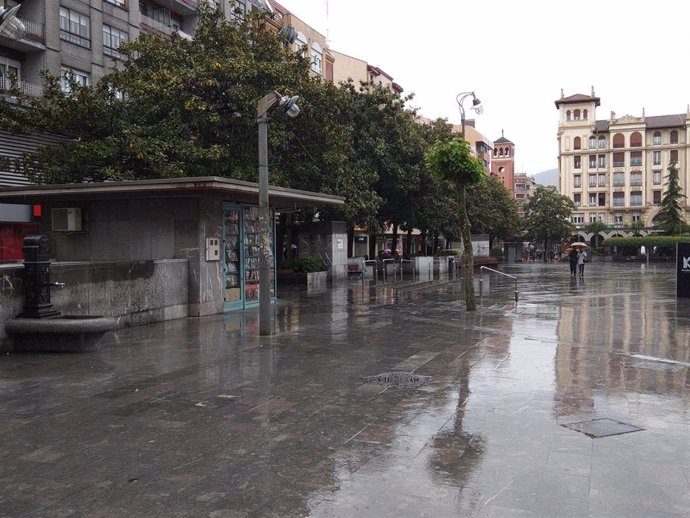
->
0, 176, 345, 210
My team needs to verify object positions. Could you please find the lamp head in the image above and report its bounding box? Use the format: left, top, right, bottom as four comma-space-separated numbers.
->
471, 96, 483, 114
279, 95, 300, 118
0, 5, 25, 41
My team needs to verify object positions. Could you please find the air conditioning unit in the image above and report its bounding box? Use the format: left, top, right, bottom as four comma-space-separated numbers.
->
51, 208, 82, 232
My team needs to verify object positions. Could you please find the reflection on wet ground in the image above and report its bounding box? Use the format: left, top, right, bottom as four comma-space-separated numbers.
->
1, 262, 689, 517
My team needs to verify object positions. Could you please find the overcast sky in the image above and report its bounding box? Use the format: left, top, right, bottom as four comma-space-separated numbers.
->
278, 0, 690, 175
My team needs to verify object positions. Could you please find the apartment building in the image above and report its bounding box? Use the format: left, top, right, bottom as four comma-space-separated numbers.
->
556, 88, 690, 232
513, 172, 536, 217
0, 0, 274, 260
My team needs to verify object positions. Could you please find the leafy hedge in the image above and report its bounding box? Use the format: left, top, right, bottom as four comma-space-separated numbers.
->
293, 256, 326, 273
601, 236, 690, 248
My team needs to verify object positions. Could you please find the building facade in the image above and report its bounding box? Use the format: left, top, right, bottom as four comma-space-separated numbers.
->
513, 172, 536, 217
556, 88, 690, 233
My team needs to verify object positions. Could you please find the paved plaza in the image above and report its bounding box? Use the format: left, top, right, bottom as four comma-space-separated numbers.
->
1, 261, 690, 517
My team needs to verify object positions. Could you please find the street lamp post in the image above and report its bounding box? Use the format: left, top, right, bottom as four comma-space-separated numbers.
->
456, 91, 483, 138
256, 91, 299, 335
455, 91, 483, 309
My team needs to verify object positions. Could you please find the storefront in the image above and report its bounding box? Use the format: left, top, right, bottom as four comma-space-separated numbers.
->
222, 203, 275, 311
0, 177, 344, 328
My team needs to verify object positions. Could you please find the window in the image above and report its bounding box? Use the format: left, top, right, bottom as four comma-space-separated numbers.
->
653, 150, 661, 165
293, 31, 307, 55
229, 0, 248, 20
103, 25, 128, 59
574, 109, 581, 120
653, 190, 662, 204
613, 192, 625, 207
583, 109, 588, 120
653, 132, 661, 145
572, 213, 584, 224
630, 151, 642, 167
60, 67, 90, 92
615, 213, 623, 224
573, 175, 581, 188
598, 155, 606, 168
589, 214, 598, 223
104, 0, 126, 7
310, 42, 323, 75
670, 150, 678, 164
598, 193, 606, 206
613, 172, 625, 186
598, 174, 606, 187
589, 136, 596, 149
630, 132, 642, 147
573, 193, 581, 207
653, 170, 661, 184
566, 110, 571, 121
630, 172, 642, 186
59, 7, 90, 48
671, 130, 678, 144
574, 156, 581, 169
630, 191, 642, 206
632, 212, 641, 222
612, 133, 625, 148
599, 213, 607, 223
598, 136, 606, 149
589, 193, 597, 206
588, 174, 596, 188
589, 155, 596, 168
613, 152, 624, 167
574, 137, 581, 150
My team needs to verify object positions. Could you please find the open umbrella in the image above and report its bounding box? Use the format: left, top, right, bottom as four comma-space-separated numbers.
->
570, 242, 589, 249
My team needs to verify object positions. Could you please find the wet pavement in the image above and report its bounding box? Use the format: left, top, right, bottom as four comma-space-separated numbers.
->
1, 261, 690, 517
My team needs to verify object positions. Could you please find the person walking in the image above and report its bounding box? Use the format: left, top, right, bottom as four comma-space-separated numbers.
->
568, 249, 578, 276
577, 249, 587, 276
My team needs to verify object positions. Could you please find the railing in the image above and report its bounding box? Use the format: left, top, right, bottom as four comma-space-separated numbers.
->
0, 77, 43, 97
140, 15, 173, 35
18, 18, 44, 41
362, 259, 378, 285
613, 161, 625, 167
479, 266, 518, 302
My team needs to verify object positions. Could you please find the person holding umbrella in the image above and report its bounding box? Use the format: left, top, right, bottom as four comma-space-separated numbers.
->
567, 247, 578, 276
572, 242, 589, 276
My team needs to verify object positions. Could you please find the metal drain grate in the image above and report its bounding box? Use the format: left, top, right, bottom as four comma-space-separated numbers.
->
561, 418, 644, 438
364, 371, 430, 388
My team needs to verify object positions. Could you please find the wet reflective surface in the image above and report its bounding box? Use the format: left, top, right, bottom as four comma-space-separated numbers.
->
1, 261, 690, 517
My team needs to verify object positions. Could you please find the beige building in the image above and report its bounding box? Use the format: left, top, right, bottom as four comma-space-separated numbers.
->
556, 88, 690, 236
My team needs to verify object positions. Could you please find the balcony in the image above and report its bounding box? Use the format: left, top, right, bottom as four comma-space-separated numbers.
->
152, 0, 199, 16
0, 17, 45, 52
140, 15, 192, 39
612, 181, 626, 187
612, 161, 625, 168
630, 197, 643, 207
630, 159, 642, 167
0, 77, 43, 97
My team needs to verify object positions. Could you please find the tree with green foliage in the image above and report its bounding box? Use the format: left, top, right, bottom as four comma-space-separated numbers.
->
0, 6, 312, 183
584, 220, 608, 247
624, 220, 644, 237
426, 138, 485, 310
655, 162, 689, 235
523, 186, 576, 262
467, 176, 523, 249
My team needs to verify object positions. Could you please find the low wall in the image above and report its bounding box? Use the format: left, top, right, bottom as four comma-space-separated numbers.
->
0, 259, 189, 348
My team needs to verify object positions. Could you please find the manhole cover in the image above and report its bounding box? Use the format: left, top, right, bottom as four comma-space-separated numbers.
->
364, 372, 430, 388
561, 418, 644, 438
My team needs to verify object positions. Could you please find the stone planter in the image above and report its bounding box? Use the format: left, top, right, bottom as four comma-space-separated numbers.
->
307, 271, 328, 291
414, 256, 434, 281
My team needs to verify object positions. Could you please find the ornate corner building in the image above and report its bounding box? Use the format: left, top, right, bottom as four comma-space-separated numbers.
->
556, 87, 690, 232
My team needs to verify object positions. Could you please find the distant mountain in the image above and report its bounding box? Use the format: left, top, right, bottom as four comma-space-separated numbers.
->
533, 168, 558, 187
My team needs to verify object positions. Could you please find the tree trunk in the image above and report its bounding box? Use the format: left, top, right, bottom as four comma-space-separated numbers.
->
368, 231, 376, 260
391, 222, 399, 255
459, 186, 476, 311
433, 233, 440, 254
405, 227, 413, 257
420, 229, 427, 255
543, 238, 549, 262
347, 224, 354, 258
